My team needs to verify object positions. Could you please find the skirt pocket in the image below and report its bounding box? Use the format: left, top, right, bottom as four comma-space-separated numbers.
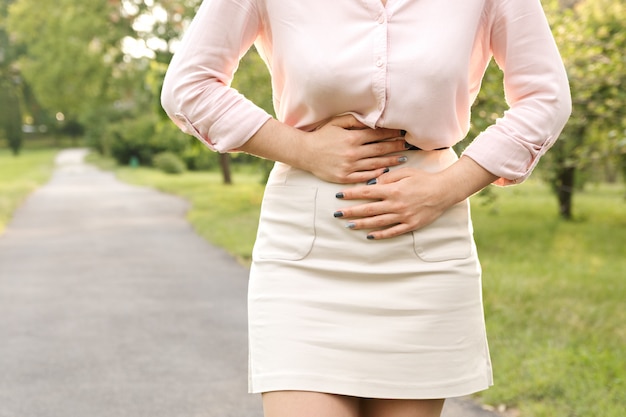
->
412, 199, 472, 262
253, 185, 318, 261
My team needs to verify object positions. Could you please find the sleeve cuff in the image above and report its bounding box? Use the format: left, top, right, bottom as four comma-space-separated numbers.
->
175, 105, 272, 153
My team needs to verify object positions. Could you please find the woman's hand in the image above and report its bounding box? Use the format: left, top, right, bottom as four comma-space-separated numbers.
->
334, 167, 450, 239
239, 114, 407, 184
301, 114, 408, 184
334, 156, 499, 239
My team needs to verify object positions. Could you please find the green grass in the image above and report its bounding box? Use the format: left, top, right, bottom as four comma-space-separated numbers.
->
0, 148, 58, 233
471, 181, 625, 417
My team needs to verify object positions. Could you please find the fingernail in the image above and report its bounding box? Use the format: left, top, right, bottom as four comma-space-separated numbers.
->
400, 130, 407, 136
366, 235, 376, 240
398, 156, 408, 163
333, 211, 344, 218
382, 167, 390, 173
335, 192, 344, 199
345, 222, 356, 229
404, 142, 412, 149
366, 178, 377, 186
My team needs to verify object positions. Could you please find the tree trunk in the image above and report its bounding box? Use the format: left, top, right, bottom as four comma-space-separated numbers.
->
5, 86, 23, 156
219, 153, 232, 185
556, 166, 576, 219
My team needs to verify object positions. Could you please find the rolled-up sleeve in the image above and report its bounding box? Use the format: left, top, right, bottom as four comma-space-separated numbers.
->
161, 0, 272, 153
462, 0, 571, 186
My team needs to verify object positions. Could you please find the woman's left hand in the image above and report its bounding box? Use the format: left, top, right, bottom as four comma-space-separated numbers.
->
334, 156, 499, 240
334, 167, 454, 240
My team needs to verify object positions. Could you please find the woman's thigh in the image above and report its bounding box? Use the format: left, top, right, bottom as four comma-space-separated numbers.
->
262, 391, 360, 417
361, 398, 445, 417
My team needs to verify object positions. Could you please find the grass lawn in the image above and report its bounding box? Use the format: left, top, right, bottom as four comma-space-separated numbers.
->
472, 181, 625, 417
0, 148, 58, 234
109, 160, 624, 417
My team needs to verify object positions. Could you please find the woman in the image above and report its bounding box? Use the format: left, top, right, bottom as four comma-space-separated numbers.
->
161, 0, 571, 416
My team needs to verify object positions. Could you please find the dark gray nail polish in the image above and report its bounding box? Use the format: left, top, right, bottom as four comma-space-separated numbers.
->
345, 222, 356, 229
333, 211, 344, 218
367, 235, 375, 240
382, 167, 390, 173
335, 192, 344, 199
366, 178, 377, 186
398, 156, 408, 163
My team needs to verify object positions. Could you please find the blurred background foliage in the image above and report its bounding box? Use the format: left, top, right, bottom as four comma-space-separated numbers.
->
0, 0, 625, 215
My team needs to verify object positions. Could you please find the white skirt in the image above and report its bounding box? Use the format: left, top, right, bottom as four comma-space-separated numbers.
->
248, 148, 493, 399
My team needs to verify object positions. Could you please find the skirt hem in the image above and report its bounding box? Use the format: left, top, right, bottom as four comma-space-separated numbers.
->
249, 372, 493, 399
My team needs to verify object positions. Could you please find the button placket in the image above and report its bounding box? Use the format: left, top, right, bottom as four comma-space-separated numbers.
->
372, 11, 388, 121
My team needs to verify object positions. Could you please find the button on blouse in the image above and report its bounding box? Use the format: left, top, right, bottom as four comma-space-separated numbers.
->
161, 0, 571, 185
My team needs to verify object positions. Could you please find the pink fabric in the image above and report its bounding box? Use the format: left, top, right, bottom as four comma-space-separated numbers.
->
161, 0, 571, 185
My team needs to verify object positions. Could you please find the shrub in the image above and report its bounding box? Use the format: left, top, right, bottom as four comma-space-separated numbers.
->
181, 141, 218, 171
107, 115, 189, 166
153, 151, 186, 174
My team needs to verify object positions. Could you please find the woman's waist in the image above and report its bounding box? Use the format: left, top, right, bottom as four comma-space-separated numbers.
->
267, 147, 458, 189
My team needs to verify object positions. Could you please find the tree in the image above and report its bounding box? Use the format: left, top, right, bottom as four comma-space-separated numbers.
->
6, 0, 154, 142
5, 0, 207, 169
0, 0, 23, 154
467, 0, 626, 219
9, 1, 113, 117
0, 77, 23, 155
544, 0, 626, 218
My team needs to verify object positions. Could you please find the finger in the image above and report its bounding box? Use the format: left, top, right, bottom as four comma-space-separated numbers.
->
366, 128, 404, 142
369, 167, 416, 184
335, 199, 392, 220
336, 183, 392, 201
329, 114, 368, 130
343, 213, 400, 231
339, 168, 390, 184
337, 154, 410, 184
349, 155, 408, 174
360, 140, 407, 157
366, 223, 413, 240
324, 114, 402, 141
351, 129, 403, 146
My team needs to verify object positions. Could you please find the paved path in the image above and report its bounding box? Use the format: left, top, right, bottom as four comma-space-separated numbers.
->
0, 149, 504, 417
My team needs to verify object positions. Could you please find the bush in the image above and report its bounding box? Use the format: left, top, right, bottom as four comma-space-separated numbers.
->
153, 151, 186, 174
181, 140, 219, 171
107, 115, 189, 166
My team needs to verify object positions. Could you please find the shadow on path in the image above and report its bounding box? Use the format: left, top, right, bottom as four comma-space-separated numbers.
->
0, 149, 504, 417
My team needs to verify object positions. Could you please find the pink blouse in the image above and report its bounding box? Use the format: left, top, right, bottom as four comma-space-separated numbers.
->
161, 0, 571, 185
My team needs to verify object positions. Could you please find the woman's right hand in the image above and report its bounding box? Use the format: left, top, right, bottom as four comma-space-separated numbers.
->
302, 114, 407, 184
239, 114, 407, 184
